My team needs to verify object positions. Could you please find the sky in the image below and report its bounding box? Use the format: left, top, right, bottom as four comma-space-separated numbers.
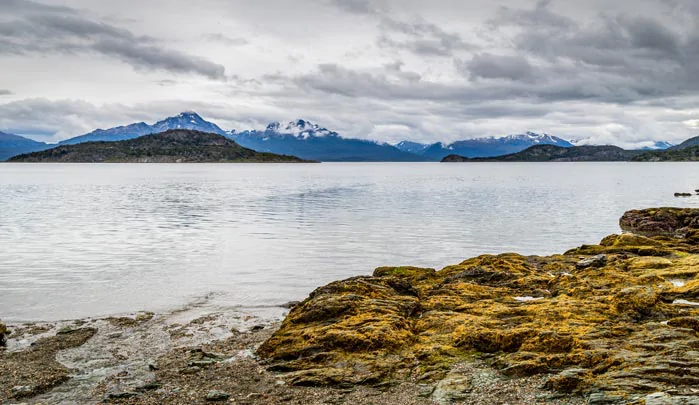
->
1, 0, 699, 147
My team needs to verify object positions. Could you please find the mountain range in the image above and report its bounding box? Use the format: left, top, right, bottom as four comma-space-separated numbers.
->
395, 132, 574, 160
0, 112, 684, 162
10, 130, 312, 163
231, 119, 422, 162
58, 112, 228, 145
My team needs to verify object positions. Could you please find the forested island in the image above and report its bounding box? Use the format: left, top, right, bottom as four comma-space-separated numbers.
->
8, 130, 314, 163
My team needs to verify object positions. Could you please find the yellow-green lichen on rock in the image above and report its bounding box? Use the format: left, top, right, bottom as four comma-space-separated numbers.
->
258, 208, 699, 403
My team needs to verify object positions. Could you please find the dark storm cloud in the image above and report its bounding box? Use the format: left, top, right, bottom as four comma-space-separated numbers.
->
626, 17, 681, 54
0, 0, 226, 79
458, 0, 699, 106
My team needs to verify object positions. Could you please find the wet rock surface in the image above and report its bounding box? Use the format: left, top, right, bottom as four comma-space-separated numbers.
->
259, 208, 699, 403
0, 326, 96, 400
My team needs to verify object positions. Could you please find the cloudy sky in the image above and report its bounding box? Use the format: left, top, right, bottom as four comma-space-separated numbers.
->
1, 0, 699, 147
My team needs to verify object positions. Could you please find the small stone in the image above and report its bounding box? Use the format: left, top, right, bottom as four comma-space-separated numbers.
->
181, 366, 201, 374
417, 384, 435, 397
576, 254, 607, 269
135, 312, 155, 322
587, 392, 627, 404
250, 325, 265, 332
11, 386, 33, 397
206, 390, 231, 401
137, 381, 163, 391
674, 192, 693, 197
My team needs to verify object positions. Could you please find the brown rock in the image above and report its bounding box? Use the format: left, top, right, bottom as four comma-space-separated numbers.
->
0, 319, 7, 347
258, 207, 699, 403
619, 207, 699, 238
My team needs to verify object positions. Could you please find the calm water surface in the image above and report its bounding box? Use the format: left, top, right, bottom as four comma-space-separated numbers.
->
1, 163, 698, 321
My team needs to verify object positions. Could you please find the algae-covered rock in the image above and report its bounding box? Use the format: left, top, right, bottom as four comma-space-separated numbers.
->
259, 208, 699, 402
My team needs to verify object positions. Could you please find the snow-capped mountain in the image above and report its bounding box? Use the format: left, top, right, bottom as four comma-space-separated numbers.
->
395, 132, 574, 160
498, 132, 572, 146
151, 112, 227, 136
262, 119, 337, 139
395, 141, 432, 155
644, 141, 674, 150
59, 112, 226, 145
231, 120, 422, 162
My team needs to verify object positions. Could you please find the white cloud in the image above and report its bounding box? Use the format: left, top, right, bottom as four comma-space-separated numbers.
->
1, 0, 698, 147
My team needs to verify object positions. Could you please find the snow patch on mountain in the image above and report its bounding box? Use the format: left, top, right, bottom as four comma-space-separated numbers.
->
261, 119, 337, 139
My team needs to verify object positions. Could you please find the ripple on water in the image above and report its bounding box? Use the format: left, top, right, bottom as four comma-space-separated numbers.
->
2, 163, 699, 321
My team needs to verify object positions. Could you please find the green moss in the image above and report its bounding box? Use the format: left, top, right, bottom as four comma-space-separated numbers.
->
258, 207, 699, 399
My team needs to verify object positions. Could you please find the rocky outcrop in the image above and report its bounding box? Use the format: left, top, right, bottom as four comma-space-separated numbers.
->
259, 208, 699, 403
620, 208, 699, 240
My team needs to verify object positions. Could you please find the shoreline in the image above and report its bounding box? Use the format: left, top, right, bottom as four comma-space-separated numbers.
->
3, 207, 699, 404
1, 305, 585, 405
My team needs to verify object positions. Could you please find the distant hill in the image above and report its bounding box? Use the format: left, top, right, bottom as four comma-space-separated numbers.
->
633, 145, 699, 161
395, 132, 574, 161
59, 112, 227, 145
231, 120, 424, 162
442, 144, 644, 162
668, 135, 699, 151
9, 130, 313, 163
0, 131, 51, 161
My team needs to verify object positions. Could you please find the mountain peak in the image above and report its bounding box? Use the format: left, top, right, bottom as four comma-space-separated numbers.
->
266, 122, 281, 131
176, 111, 203, 120
152, 112, 226, 135
263, 119, 335, 139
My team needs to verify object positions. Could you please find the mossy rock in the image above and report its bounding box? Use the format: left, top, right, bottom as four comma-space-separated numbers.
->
259, 208, 699, 401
